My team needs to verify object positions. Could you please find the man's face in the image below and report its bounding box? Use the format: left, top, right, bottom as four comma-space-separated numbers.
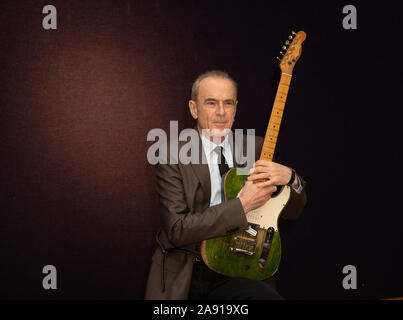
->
189, 76, 237, 141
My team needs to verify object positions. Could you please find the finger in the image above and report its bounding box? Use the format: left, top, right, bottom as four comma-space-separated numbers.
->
249, 166, 274, 175
248, 172, 270, 181
263, 189, 276, 201
256, 180, 276, 188
254, 160, 273, 168
250, 172, 282, 185
261, 185, 277, 193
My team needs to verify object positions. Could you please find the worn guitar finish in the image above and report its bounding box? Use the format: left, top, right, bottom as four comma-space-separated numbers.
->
200, 30, 306, 280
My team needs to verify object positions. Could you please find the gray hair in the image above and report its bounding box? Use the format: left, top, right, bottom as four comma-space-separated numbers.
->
191, 70, 238, 101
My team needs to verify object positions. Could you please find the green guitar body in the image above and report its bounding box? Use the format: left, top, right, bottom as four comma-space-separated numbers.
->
201, 168, 291, 280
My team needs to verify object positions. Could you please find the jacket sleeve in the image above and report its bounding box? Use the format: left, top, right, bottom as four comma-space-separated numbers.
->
155, 161, 249, 248
280, 173, 307, 220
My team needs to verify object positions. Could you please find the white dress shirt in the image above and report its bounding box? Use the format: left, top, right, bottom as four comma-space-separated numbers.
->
200, 133, 302, 207
200, 133, 233, 206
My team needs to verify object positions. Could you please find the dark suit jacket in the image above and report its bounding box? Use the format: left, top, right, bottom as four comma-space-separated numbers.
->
144, 129, 307, 300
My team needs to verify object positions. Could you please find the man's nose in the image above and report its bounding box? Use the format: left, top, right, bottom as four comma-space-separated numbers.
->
216, 102, 225, 115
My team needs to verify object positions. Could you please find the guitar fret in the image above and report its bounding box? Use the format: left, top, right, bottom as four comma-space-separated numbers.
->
265, 133, 277, 139
262, 74, 292, 163
261, 154, 273, 160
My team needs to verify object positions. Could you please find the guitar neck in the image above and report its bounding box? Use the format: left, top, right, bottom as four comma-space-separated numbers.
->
260, 73, 292, 162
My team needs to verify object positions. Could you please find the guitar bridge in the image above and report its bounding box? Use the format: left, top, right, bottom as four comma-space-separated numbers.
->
230, 247, 255, 256
230, 223, 259, 256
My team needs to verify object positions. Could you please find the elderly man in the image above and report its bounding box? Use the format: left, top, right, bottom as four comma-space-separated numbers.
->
145, 70, 306, 300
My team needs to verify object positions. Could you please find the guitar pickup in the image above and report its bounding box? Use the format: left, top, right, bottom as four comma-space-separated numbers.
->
234, 237, 256, 246
245, 226, 258, 237
230, 247, 255, 256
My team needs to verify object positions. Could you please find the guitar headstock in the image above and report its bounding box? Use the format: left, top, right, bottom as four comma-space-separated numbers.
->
276, 30, 306, 74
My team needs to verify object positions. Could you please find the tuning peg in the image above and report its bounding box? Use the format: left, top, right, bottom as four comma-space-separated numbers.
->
285, 40, 290, 45
288, 35, 293, 40
282, 46, 287, 50
279, 51, 284, 56
291, 30, 296, 35
276, 56, 281, 61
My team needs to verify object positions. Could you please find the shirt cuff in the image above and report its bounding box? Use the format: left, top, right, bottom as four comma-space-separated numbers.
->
292, 175, 303, 194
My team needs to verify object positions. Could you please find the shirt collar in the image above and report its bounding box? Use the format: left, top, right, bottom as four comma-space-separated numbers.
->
200, 131, 232, 158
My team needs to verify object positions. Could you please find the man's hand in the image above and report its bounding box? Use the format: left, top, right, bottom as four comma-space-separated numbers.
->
239, 160, 299, 214
248, 160, 298, 188
238, 180, 277, 214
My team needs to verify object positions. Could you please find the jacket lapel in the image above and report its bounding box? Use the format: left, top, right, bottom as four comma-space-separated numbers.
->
188, 129, 211, 204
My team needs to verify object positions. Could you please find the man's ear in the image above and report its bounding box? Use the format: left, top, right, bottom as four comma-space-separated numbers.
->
189, 100, 198, 119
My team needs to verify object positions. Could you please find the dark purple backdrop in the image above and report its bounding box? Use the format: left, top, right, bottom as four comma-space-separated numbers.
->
1, 0, 401, 299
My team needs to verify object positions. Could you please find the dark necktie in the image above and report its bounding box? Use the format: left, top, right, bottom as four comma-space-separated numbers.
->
215, 146, 229, 177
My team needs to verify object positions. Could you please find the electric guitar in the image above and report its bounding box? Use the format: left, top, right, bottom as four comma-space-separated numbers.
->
200, 30, 306, 279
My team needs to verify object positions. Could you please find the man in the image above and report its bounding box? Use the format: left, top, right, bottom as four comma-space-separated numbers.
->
144, 70, 307, 300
